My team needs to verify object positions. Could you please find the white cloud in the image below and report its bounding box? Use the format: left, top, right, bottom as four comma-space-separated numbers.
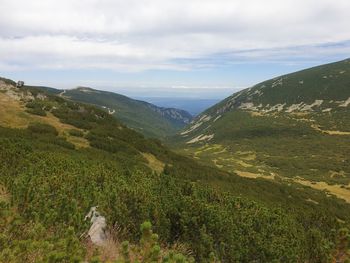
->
0, 0, 349, 71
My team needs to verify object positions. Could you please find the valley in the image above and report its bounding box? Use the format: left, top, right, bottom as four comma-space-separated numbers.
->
1, 59, 350, 262
3, 1, 350, 261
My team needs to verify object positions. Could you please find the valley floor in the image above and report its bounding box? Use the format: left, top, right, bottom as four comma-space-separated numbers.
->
181, 141, 350, 204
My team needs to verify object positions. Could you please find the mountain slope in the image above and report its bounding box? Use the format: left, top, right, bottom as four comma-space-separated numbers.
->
36, 86, 192, 138
203, 58, 350, 117
2, 76, 350, 261
173, 59, 350, 201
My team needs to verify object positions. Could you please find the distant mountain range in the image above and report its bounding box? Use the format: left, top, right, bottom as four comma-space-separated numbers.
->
26, 86, 193, 138
135, 97, 221, 116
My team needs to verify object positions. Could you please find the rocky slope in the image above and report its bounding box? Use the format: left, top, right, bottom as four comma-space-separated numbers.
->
181, 58, 350, 144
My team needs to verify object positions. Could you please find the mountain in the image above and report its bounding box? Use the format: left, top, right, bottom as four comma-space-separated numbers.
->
35, 86, 193, 138
2, 75, 350, 261
173, 58, 350, 203
202, 58, 350, 115
135, 97, 221, 116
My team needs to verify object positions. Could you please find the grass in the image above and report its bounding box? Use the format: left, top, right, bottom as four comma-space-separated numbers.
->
141, 152, 165, 174
0, 92, 90, 148
0, 184, 9, 203
234, 170, 275, 180
174, 109, 350, 203
176, 110, 350, 185
172, 59, 350, 201
36, 86, 192, 138
2, 78, 350, 261
0, 92, 34, 128
292, 177, 350, 203
181, 140, 350, 203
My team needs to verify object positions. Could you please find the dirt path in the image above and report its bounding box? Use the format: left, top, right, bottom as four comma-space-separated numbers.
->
59, 90, 66, 97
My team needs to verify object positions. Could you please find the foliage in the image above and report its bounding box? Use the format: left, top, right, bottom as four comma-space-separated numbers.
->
25, 100, 52, 116
172, 59, 350, 186
29, 85, 193, 138
28, 122, 59, 136
1, 86, 350, 262
68, 129, 85, 137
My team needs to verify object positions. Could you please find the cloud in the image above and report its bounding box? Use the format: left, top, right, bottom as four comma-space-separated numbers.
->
0, 0, 349, 71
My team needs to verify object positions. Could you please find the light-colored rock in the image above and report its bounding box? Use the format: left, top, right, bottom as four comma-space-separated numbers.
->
108, 109, 115, 114
36, 93, 47, 100
339, 97, 350, 107
186, 134, 214, 144
213, 115, 222, 122
238, 102, 255, 110
264, 103, 286, 112
300, 100, 323, 111
85, 206, 107, 246
180, 121, 203, 135
271, 78, 283, 88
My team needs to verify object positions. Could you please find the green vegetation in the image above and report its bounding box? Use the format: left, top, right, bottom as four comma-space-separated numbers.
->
28, 122, 59, 136
1, 74, 350, 261
34, 86, 193, 138
173, 59, 350, 194
69, 129, 85, 137
176, 110, 350, 185
0, 127, 347, 262
25, 101, 48, 116
112, 221, 195, 263
0, 76, 16, 86
0, 124, 326, 262
202, 58, 350, 118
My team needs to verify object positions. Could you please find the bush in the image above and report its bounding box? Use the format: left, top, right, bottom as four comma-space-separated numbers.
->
46, 137, 75, 150
25, 101, 47, 116
68, 129, 84, 137
115, 221, 192, 263
27, 123, 58, 136
26, 108, 47, 116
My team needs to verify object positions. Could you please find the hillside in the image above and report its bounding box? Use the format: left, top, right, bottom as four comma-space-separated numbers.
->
34, 86, 193, 138
203, 58, 350, 115
2, 76, 350, 261
173, 59, 350, 204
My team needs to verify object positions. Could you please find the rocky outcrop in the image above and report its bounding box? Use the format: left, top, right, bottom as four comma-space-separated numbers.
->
84, 206, 107, 246
146, 104, 193, 125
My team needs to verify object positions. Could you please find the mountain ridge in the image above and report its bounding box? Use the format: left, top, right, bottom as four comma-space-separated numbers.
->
26, 85, 193, 138
200, 58, 350, 118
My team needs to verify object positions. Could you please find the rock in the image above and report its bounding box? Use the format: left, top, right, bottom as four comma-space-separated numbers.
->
84, 206, 107, 246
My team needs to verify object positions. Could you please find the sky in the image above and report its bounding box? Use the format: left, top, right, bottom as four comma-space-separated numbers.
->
1, 0, 350, 99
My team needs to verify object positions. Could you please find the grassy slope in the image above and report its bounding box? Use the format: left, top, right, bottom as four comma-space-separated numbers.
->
1, 78, 350, 261
203, 58, 350, 117
34, 86, 192, 138
172, 59, 350, 203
